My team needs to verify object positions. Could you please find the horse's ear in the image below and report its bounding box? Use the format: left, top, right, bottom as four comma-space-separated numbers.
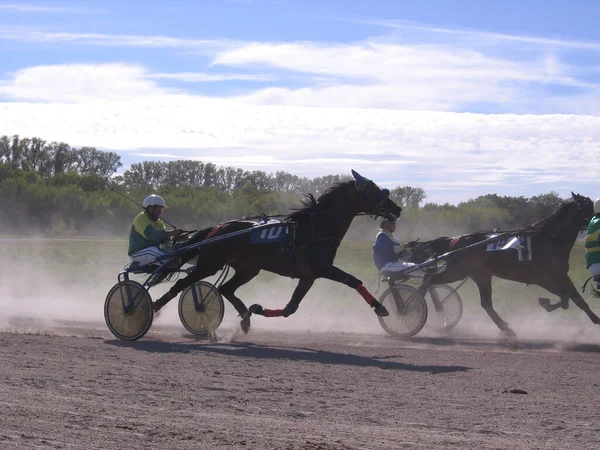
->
351, 169, 368, 190
351, 170, 367, 183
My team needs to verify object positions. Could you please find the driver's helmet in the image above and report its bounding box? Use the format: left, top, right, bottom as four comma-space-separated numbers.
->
379, 217, 396, 230
143, 194, 167, 208
594, 198, 600, 215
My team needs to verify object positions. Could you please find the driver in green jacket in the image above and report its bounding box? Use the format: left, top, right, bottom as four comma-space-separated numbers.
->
585, 198, 600, 289
128, 194, 183, 266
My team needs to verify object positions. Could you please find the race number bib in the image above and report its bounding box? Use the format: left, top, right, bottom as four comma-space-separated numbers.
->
486, 236, 520, 252
249, 224, 289, 245
486, 235, 532, 261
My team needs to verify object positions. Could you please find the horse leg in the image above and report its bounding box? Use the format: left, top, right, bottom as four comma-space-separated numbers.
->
153, 260, 223, 313
250, 278, 315, 318
314, 265, 389, 317
537, 274, 570, 312
537, 297, 568, 312
538, 275, 600, 325
568, 283, 600, 325
471, 272, 516, 337
219, 266, 261, 333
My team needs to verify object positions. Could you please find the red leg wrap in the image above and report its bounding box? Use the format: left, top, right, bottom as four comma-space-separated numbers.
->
264, 309, 284, 317
356, 285, 376, 306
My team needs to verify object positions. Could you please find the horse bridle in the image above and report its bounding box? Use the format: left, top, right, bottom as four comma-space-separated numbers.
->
357, 180, 401, 220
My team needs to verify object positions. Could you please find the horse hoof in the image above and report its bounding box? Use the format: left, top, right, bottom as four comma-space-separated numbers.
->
249, 304, 265, 316
240, 312, 252, 333
538, 297, 550, 309
152, 302, 163, 319
500, 327, 517, 338
374, 305, 389, 317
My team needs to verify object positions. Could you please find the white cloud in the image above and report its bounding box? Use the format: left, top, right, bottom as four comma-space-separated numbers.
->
1, 62, 599, 204
0, 28, 232, 50
0, 63, 174, 102
150, 72, 277, 82
210, 41, 596, 111
213, 42, 527, 82
1, 25, 598, 113
349, 18, 600, 52
0, 3, 100, 13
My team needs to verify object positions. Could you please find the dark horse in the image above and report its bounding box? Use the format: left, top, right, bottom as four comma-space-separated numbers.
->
408, 193, 600, 337
153, 170, 402, 332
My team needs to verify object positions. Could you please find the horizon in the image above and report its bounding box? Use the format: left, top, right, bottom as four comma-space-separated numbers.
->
1, 0, 599, 205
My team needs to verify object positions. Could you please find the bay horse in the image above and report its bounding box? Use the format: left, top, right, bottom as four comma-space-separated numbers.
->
153, 170, 402, 332
407, 193, 599, 337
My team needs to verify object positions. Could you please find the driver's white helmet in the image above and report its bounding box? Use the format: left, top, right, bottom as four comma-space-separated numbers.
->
594, 198, 600, 215
143, 194, 167, 208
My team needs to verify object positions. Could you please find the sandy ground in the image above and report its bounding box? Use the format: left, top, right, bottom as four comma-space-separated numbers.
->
2, 316, 600, 450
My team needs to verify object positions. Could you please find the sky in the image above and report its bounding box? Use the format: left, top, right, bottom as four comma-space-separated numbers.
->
1, 0, 600, 204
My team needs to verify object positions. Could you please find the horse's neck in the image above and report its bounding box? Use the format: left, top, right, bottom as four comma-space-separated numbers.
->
553, 223, 581, 249
537, 204, 582, 246
318, 203, 356, 236
310, 193, 360, 239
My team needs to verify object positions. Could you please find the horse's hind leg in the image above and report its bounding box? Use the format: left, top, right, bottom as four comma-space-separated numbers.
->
219, 266, 261, 333
250, 277, 315, 318
471, 272, 516, 337
153, 260, 223, 313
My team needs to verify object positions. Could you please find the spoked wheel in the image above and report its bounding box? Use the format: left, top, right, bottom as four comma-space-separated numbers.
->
424, 284, 463, 332
178, 281, 225, 336
378, 284, 428, 338
104, 280, 153, 341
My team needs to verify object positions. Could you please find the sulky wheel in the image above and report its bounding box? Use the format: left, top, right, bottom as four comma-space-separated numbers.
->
178, 281, 225, 336
378, 283, 428, 338
424, 284, 463, 332
104, 280, 153, 341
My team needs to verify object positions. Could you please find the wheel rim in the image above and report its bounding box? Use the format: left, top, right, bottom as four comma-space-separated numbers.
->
424, 284, 463, 331
104, 281, 153, 340
178, 281, 224, 335
378, 284, 427, 338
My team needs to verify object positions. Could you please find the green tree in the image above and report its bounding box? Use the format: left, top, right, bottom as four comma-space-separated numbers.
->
390, 186, 427, 208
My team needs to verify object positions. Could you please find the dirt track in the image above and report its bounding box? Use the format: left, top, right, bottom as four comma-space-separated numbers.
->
2, 320, 600, 450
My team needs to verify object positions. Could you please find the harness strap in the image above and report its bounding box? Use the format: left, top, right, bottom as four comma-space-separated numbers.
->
206, 223, 230, 239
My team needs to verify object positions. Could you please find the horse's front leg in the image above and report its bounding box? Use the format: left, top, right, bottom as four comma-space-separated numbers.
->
537, 297, 569, 312
539, 275, 600, 325
250, 278, 315, 318
317, 265, 389, 317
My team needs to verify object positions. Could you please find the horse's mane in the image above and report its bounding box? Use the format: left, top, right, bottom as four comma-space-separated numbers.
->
285, 181, 352, 220
522, 199, 577, 233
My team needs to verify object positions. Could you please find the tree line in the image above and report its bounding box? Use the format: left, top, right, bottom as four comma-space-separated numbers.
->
0, 135, 566, 239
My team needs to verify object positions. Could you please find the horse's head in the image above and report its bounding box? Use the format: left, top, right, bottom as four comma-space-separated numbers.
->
571, 192, 594, 226
351, 170, 402, 221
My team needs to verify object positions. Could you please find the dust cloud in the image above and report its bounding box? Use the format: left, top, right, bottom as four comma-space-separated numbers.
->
2, 238, 600, 348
